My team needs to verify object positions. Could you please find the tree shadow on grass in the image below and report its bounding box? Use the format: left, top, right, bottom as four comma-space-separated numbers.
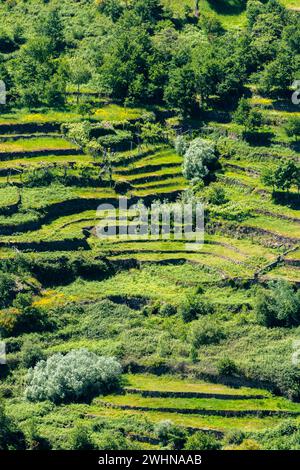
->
207, 0, 247, 16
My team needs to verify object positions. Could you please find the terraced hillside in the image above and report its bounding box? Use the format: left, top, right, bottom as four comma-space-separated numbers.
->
0, 0, 299, 454
0, 97, 298, 450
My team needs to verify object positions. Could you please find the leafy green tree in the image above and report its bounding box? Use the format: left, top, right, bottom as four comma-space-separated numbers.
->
234, 97, 263, 131
68, 58, 92, 103
246, 109, 263, 131
164, 65, 197, 116
256, 281, 300, 327
246, 0, 265, 29
21, 338, 46, 369
285, 117, 300, 141
37, 6, 65, 55
132, 0, 165, 25
191, 318, 225, 347
206, 185, 228, 206
263, 160, 299, 193
10, 36, 66, 107
100, 25, 152, 102
0, 272, 15, 308
96, 0, 124, 22
275, 160, 299, 192
233, 97, 251, 125
250, 11, 285, 62
259, 50, 296, 96
174, 135, 189, 157
140, 122, 164, 144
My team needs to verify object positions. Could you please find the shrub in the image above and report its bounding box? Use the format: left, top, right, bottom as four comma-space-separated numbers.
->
182, 138, 218, 184
256, 281, 300, 327
0, 294, 51, 338
217, 357, 238, 376
24, 419, 51, 450
0, 401, 25, 450
184, 431, 221, 450
224, 430, 245, 446
191, 319, 225, 347
159, 303, 177, 317
174, 135, 189, 157
180, 295, 214, 323
154, 420, 187, 449
285, 117, 300, 141
25, 349, 122, 404
206, 185, 228, 206
69, 426, 95, 450
0, 272, 16, 308
20, 338, 46, 369
236, 439, 261, 450
97, 430, 134, 450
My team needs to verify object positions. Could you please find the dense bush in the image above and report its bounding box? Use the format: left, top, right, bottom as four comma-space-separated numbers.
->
0, 272, 16, 308
154, 420, 187, 450
25, 348, 122, 404
217, 357, 238, 376
182, 138, 218, 185
69, 426, 95, 450
191, 319, 225, 347
180, 295, 214, 323
184, 431, 221, 451
256, 281, 300, 327
20, 338, 46, 369
255, 421, 300, 450
0, 402, 25, 450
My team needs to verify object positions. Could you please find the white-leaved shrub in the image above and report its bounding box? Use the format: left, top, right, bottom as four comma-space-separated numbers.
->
182, 138, 217, 184
25, 348, 122, 404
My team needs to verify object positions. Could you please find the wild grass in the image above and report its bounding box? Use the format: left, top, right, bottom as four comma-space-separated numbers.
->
0, 137, 77, 152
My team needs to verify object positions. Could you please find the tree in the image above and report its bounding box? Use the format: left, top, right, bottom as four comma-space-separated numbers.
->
21, 338, 46, 369
140, 122, 164, 144
246, 0, 265, 29
10, 36, 66, 107
182, 138, 218, 184
25, 349, 122, 403
37, 6, 65, 55
234, 97, 263, 131
96, 0, 124, 22
68, 58, 92, 104
256, 281, 300, 327
233, 97, 251, 125
164, 65, 197, 117
132, 0, 164, 25
100, 25, 152, 102
174, 135, 189, 157
217, 357, 238, 376
274, 160, 299, 192
262, 160, 299, 193
285, 117, 300, 141
259, 50, 296, 96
